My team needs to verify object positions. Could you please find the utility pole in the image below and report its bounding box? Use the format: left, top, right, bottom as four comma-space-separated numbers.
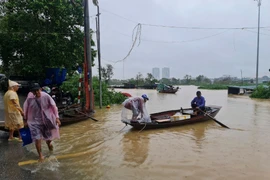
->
241, 69, 243, 85
255, 0, 262, 87
123, 61, 125, 80
93, 0, 102, 109
95, 16, 102, 108
84, 0, 93, 112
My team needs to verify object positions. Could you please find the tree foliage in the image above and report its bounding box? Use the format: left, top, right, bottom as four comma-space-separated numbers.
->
61, 75, 126, 106
250, 84, 270, 99
145, 73, 158, 84
183, 74, 192, 84
0, 0, 96, 77
101, 64, 113, 84
136, 72, 144, 86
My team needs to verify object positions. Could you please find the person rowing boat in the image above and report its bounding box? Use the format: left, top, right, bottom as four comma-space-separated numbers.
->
191, 91, 205, 115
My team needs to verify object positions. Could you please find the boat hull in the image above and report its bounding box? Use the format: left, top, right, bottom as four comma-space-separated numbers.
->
122, 105, 221, 130
158, 89, 178, 94
0, 107, 91, 132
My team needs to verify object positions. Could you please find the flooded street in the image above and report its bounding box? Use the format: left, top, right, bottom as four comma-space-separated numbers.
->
1, 86, 270, 180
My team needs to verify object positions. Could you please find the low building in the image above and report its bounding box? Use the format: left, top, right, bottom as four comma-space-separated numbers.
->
227, 85, 268, 95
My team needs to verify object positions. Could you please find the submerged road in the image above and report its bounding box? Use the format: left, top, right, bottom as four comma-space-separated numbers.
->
0, 92, 35, 180
0, 132, 32, 180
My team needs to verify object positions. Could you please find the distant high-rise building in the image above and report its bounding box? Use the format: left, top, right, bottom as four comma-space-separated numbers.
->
162, 67, 170, 79
152, 67, 160, 80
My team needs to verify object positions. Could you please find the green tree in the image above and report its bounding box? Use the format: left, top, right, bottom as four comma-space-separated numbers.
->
144, 73, 158, 84
183, 75, 192, 84
101, 64, 113, 84
160, 78, 171, 85
126, 78, 136, 85
61, 75, 126, 106
196, 75, 211, 84
196, 75, 204, 84
0, 0, 96, 77
136, 72, 144, 86
171, 77, 180, 85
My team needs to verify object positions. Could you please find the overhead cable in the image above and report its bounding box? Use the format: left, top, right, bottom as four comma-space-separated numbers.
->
115, 29, 230, 44
140, 23, 270, 30
112, 24, 142, 63
101, 8, 270, 30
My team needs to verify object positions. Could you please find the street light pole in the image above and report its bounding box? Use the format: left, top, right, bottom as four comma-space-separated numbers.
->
255, 0, 262, 87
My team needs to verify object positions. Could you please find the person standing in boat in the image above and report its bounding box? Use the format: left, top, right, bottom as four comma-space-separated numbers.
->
121, 94, 151, 123
191, 91, 206, 115
23, 83, 61, 162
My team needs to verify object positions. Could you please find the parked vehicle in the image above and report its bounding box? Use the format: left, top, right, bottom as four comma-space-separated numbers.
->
0, 74, 7, 91
42, 85, 73, 107
0, 73, 6, 80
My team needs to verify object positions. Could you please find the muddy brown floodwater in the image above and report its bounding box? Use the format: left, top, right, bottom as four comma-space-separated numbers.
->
2, 86, 270, 180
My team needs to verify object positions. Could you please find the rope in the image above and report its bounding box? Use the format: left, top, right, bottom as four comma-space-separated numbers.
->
138, 123, 147, 133
119, 124, 127, 132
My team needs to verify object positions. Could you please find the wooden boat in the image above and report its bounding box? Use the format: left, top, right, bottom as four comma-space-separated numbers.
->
158, 87, 179, 94
58, 104, 94, 125
121, 105, 222, 130
0, 115, 90, 132
0, 105, 91, 132
59, 112, 90, 126
157, 83, 179, 94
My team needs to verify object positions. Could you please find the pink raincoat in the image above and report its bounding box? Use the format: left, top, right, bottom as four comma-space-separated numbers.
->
23, 92, 60, 141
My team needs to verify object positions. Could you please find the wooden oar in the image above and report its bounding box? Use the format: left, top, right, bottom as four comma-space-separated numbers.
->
198, 109, 230, 129
75, 110, 99, 122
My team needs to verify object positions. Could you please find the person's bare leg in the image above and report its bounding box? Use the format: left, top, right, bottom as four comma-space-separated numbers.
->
46, 140, 53, 151
8, 130, 15, 140
35, 140, 44, 161
17, 130, 22, 140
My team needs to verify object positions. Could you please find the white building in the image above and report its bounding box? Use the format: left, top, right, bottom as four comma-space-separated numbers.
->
162, 67, 170, 79
152, 67, 160, 80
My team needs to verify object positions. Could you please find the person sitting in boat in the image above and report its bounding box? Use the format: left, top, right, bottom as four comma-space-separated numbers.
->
121, 94, 151, 123
191, 91, 206, 115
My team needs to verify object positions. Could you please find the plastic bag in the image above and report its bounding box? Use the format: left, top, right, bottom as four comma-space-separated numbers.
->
19, 127, 33, 146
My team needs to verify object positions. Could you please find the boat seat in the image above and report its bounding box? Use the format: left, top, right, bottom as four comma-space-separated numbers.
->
156, 119, 171, 123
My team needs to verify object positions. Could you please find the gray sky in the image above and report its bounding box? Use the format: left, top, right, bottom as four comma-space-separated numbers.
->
89, 0, 270, 80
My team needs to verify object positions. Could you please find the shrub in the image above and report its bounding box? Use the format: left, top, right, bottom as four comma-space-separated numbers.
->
250, 85, 270, 99
61, 75, 126, 106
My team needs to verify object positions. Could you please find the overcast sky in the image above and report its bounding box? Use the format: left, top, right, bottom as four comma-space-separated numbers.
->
89, 0, 270, 80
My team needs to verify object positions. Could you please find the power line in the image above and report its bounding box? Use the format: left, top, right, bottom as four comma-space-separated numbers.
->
243, 29, 270, 36
261, 29, 270, 32
115, 29, 230, 44
101, 8, 270, 30
100, 8, 138, 24
113, 24, 142, 63
141, 23, 270, 30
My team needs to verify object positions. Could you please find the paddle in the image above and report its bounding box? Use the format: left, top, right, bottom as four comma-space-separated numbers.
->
75, 110, 99, 122
198, 109, 230, 129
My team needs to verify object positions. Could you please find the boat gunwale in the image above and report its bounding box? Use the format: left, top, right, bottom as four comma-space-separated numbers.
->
122, 105, 222, 130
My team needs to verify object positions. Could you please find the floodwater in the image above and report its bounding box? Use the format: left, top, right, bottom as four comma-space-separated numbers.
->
1, 86, 270, 180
